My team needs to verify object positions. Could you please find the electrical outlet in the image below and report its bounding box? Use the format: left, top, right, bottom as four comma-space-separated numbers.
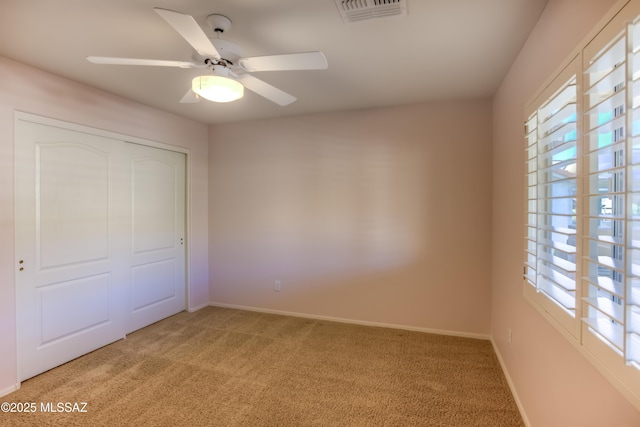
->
274, 280, 281, 292
508, 328, 512, 348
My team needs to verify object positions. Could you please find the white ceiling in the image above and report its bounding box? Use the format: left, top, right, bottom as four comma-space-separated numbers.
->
0, 0, 548, 125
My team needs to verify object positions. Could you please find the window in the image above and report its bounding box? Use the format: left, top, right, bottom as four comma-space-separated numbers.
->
524, 0, 640, 409
525, 57, 581, 339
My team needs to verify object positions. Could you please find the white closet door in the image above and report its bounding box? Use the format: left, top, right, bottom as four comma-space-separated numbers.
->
15, 118, 187, 381
15, 120, 129, 381
126, 142, 185, 333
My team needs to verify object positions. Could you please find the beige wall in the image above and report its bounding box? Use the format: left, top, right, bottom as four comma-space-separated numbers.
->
209, 100, 493, 335
0, 56, 209, 395
492, 0, 640, 425
4, 1, 640, 423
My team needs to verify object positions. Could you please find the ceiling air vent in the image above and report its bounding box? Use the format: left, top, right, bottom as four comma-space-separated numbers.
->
334, 0, 407, 23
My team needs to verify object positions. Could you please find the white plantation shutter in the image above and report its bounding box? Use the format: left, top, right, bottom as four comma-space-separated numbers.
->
582, 13, 640, 376
537, 77, 579, 316
583, 25, 629, 356
524, 58, 581, 338
628, 14, 640, 371
525, 112, 538, 287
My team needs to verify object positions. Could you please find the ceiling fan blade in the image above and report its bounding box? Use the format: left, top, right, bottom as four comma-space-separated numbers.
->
235, 74, 297, 106
179, 89, 201, 103
87, 56, 198, 68
239, 51, 328, 72
154, 8, 220, 59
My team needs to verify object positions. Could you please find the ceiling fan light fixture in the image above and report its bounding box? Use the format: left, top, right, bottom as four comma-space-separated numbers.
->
192, 74, 243, 103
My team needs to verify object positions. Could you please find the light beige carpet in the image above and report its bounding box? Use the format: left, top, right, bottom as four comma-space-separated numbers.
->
1, 306, 523, 426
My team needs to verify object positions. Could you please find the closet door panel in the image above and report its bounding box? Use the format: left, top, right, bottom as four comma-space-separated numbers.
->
127, 142, 186, 333
15, 120, 128, 381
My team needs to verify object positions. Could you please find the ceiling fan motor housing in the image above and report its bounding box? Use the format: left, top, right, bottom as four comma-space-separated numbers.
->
193, 39, 244, 67
207, 14, 232, 33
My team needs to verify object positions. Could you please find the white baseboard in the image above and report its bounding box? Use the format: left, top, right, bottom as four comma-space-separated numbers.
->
187, 302, 209, 313
209, 301, 491, 340
490, 338, 530, 427
0, 383, 20, 398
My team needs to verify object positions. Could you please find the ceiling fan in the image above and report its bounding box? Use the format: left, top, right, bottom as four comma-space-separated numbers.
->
87, 8, 328, 106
